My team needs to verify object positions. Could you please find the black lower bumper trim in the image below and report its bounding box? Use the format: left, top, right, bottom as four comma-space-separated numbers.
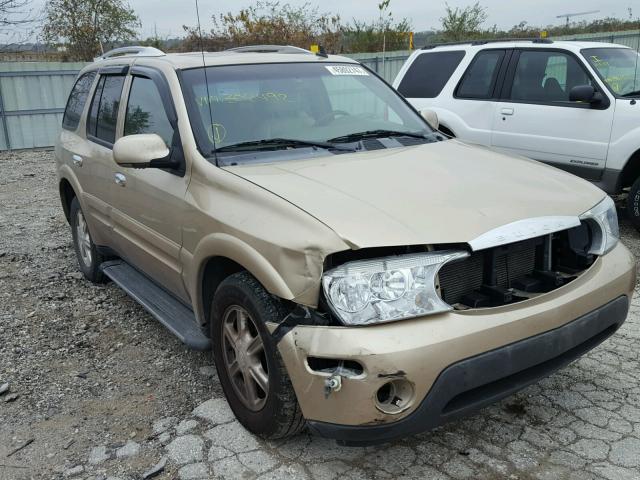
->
307, 295, 629, 446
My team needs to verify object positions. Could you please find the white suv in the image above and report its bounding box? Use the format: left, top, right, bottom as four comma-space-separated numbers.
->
393, 40, 640, 227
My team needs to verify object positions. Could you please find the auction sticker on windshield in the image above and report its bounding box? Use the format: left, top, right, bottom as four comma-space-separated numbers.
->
325, 65, 369, 76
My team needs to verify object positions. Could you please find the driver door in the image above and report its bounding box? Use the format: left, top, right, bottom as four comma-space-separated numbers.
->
109, 67, 190, 301
491, 49, 614, 181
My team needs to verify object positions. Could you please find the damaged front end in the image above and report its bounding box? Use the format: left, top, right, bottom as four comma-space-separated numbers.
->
272, 204, 631, 442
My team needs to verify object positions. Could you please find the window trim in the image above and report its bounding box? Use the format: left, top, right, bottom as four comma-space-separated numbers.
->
498, 48, 611, 110
454, 48, 511, 101
86, 69, 128, 149
62, 70, 98, 132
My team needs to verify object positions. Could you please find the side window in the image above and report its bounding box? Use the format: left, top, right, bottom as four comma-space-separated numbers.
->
397, 51, 465, 98
87, 74, 125, 145
62, 71, 96, 130
124, 76, 174, 147
509, 50, 595, 103
456, 50, 505, 99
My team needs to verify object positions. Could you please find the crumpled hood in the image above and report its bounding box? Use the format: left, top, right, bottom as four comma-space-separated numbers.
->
224, 141, 605, 248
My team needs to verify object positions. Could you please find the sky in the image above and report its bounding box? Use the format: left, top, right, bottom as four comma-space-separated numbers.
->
8, 0, 639, 42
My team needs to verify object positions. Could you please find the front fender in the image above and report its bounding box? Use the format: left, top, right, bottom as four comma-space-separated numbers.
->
607, 124, 640, 172
185, 233, 297, 328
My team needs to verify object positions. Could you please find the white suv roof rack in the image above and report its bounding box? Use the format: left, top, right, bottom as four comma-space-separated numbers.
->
94, 46, 165, 61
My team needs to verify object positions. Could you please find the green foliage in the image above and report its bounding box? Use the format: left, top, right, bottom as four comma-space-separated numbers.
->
180, 0, 412, 54
41, 0, 140, 61
434, 2, 640, 46
182, 1, 342, 53
440, 2, 488, 41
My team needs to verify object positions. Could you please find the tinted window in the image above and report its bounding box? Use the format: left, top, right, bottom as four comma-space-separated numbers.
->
62, 71, 96, 130
124, 76, 174, 146
510, 50, 594, 103
397, 51, 465, 98
457, 50, 505, 99
87, 75, 125, 144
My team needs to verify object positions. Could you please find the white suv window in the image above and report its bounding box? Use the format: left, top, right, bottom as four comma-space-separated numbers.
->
397, 51, 465, 98
456, 50, 506, 99
509, 50, 594, 103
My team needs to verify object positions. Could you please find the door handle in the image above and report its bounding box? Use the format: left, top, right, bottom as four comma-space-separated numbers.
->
72, 154, 83, 167
114, 173, 127, 187
500, 108, 514, 116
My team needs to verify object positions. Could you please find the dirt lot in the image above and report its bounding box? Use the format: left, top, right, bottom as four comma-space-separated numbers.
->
1, 149, 639, 480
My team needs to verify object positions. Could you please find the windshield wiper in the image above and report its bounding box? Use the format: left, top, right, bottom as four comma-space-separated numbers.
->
215, 138, 356, 153
328, 129, 429, 143
621, 90, 640, 98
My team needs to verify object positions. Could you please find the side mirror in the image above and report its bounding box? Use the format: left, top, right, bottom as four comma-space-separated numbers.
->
569, 85, 602, 105
420, 109, 439, 130
113, 134, 171, 168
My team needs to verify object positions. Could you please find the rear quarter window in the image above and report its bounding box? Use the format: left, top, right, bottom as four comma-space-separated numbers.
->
397, 51, 465, 98
62, 71, 97, 131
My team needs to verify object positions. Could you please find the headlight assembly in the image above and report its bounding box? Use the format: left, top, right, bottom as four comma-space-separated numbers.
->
322, 250, 468, 326
580, 196, 619, 255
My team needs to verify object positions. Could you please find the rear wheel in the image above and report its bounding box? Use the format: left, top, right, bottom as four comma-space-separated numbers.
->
70, 197, 105, 283
626, 176, 640, 231
211, 271, 305, 439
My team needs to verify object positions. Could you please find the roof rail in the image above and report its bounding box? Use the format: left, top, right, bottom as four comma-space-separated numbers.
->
94, 46, 165, 61
225, 45, 313, 55
421, 38, 553, 50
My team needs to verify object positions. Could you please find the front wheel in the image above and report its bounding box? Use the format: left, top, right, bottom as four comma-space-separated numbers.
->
211, 272, 305, 439
627, 176, 640, 231
70, 197, 105, 283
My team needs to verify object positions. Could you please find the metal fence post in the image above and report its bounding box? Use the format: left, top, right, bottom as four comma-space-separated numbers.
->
0, 77, 10, 150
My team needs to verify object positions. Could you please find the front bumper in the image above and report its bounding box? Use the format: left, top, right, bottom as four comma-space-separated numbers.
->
308, 295, 628, 445
276, 243, 636, 444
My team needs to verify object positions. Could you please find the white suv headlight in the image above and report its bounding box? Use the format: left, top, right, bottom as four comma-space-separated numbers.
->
322, 250, 468, 326
580, 196, 619, 255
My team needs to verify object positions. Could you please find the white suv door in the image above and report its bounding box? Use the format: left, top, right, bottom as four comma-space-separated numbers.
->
491, 49, 614, 181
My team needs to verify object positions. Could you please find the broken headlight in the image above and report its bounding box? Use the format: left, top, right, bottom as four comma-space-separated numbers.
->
322, 250, 468, 326
580, 196, 619, 255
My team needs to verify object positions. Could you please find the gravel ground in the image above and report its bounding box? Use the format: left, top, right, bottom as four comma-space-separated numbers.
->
1, 149, 639, 480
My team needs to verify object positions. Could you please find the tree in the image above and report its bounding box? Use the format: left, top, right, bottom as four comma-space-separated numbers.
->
182, 1, 342, 53
41, 0, 140, 61
0, 0, 35, 45
440, 2, 487, 41
346, 0, 411, 52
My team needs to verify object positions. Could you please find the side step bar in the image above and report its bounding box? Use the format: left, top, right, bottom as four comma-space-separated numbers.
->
101, 260, 211, 351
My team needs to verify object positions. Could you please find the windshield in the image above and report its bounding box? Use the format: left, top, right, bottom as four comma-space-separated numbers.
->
180, 62, 432, 158
583, 48, 640, 97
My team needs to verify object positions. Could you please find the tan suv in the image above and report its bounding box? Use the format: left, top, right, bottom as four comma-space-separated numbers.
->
56, 45, 636, 445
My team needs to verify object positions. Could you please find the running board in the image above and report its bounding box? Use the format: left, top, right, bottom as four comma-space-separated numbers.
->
101, 260, 211, 351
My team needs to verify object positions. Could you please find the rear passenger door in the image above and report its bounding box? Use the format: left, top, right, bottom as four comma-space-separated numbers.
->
108, 66, 190, 301
451, 49, 510, 144
491, 49, 614, 180
83, 67, 128, 245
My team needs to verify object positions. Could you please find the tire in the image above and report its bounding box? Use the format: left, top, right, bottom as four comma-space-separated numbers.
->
627, 177, 640, 231
70, 197, 105, 283
211, 271, 305, 439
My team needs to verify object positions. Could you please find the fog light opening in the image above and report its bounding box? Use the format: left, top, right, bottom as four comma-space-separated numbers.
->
307, 357, 364, 377
375, 379, 414, 414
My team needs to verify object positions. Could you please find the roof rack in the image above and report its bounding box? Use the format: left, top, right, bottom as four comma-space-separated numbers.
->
421, 38, 553, 50
225, 45, 313, 55
94, 46, 165, 61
